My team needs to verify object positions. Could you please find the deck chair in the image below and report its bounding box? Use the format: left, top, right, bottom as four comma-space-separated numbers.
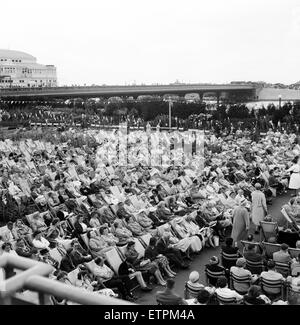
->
49, 248, 63, 267
80, 233, 90, 251
281, 208, 300, 233
241, 240, 263, 254
104, 247, 124, 274
260, 221, 278, 241
67, 268, 80, 285
133, 238, 145, 259
139, 233, 152, 248
262, 241, 281, 259
288, 248, 300, 259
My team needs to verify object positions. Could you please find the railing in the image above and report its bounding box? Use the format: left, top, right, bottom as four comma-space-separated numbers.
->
0, 254, 135, 305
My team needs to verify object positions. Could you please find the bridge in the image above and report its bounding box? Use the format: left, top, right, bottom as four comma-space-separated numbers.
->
0, 84, 257, 101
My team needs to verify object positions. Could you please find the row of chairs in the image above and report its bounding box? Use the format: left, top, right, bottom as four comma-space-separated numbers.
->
202, 269, 297, 304
220, 240, 300, 276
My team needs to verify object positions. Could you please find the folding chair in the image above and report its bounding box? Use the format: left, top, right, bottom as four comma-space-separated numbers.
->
205, 267, 226, 286
260, 277, 284, 300
245, 259, 264, 275
274, 261, 290, 277
117, 245, 128, 260
221, 251, 239, 269
183, 281, 201, 299
260, 221, 278, 241
216, 294, 237, 305
230, 272, 252, 295
262, 241, 281, 259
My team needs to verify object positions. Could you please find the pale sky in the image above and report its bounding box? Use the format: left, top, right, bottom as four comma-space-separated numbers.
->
1, 0, 300, 86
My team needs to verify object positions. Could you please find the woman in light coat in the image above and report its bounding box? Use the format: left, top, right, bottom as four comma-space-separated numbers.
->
231, 199, 250, 245
251, 183, 267, 233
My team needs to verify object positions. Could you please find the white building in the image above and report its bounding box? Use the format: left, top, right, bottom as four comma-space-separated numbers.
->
0, 49, 57, 88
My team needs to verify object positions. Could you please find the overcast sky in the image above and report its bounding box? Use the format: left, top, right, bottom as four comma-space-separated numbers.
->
1, 0, 299, 86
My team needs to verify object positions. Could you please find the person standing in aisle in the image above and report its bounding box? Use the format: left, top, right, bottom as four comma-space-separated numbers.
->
287, 156, 300, 197
251, 183, 267, 234
231, 199, 250, 245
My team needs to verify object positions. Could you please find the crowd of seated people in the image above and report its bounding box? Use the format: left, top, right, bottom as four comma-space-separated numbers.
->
156, 231, 300, 305
0, 127, 299, 304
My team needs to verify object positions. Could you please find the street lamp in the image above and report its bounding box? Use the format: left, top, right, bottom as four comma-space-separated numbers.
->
278, 94, 282, 109
166, 96, 173, 130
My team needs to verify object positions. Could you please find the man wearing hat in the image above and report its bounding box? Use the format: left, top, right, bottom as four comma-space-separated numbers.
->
231, 198, 250, 245
251, 183, 267, 234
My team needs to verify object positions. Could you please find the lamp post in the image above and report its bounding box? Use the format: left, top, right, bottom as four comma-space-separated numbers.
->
166, 96, 173, 130
278, 94, 282, 109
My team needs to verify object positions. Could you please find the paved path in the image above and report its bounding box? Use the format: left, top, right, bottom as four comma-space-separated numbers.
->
135, 191, 291, 305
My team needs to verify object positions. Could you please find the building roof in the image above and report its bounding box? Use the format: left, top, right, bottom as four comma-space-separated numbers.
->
0, 49, 36, 61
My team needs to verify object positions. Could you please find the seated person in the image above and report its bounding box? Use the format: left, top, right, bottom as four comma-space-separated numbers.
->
220, 237, 240, 269
88, 257, 134, 300
99, 225, 119, 247
29, 213, 47, 233
215, 276, 243, 303
156, 201, 173, 222
15, 238, 37, 259
171, 217, 202, 253
0, 222, 15, 244
116, 202, 132, 220
74, 215, 92, 236
185, 271, 205, 299
136, 212, 154, 230
144, 237, 176, 278
273, 243, 292, 264
205, 256, 226, 287
98, 206, 116, 225
69, 240, 92, 266
260, 260, 285, 297
243, 244, 265, 273
147, 209, 165, 227
124, 241, 166, 286
156, 232, 189, 270
89, 212, 102, 229
118, 258, 152, 292
38, 248, 59, 268
32, 231, 50, 250
156, 279, 188, 305
12, 219, 33, 241
243, 285, 271, 305
187, 288, 212, 305
87, 230, 113, 257
230, 258, 258, 294
125, 216, 148, 237
113, 220, 134, 245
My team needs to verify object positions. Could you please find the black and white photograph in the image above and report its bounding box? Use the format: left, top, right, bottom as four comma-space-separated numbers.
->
0, 0, 300, 314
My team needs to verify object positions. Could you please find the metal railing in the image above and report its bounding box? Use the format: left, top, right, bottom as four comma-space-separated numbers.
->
0, 254, 135, 305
